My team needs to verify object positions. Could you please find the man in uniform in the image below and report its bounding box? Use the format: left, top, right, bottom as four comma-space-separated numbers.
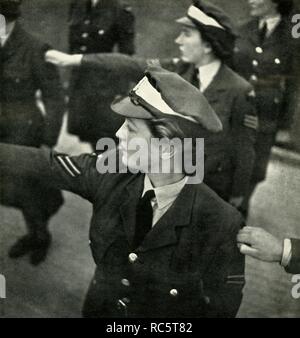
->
233, 0, 298, 218
68, 0, 135, 148
0, 0, 64, 265
46, 0, 258, 210
0, 67, 246, 317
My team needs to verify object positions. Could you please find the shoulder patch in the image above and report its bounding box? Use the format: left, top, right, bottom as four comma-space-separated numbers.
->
244, 114, 258, 130
227, 275, 245, 285
55, 154, 82, 177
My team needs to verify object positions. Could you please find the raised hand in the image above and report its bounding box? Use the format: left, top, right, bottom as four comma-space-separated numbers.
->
45, 50, 83, 67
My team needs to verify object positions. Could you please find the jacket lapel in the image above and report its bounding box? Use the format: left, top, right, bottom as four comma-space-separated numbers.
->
1, 23, 23, 60
119, 174, 144, 247
203, 64, 228, 102
138, 181, 197, 252
179, 63, 195, 84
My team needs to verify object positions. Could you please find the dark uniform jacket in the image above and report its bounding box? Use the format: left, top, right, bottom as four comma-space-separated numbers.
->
80, 54, 257, 200
0, 23, 64, 216
0, 23, 64, 147
286, 239, 300, 274
0, 144, 246, 318
68, 0, 135, 144
233, 16, 299, 134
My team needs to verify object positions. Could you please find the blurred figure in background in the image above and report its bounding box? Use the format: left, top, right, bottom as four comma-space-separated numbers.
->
0, 0, 64, 265
68, 0, 135, 148
233, 0, 298, 218
46, 0, 258, 210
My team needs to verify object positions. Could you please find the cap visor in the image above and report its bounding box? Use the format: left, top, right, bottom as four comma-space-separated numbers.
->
111, 96, 153, 120
176, 16, 196, 28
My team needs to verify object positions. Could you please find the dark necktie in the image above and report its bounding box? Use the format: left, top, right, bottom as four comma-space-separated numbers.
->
259, 22, 267, 44
191, 67, 201, 90
133, 190, 155, 249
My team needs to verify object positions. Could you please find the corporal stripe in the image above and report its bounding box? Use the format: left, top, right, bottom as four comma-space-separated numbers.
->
55, 155, 81, 177
65, 156, 81, 175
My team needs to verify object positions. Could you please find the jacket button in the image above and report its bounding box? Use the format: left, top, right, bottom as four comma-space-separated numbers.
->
170, 289, 178, 297
255, 47, 263, 54
15, 78, 20, 83
122, 297, 130, 304
98, 29, 105, 35
274, 97, 280, 104
82, 32, 89, 38
275, 58, 281, 64
80, 46, 87, 52
121, 279, 130, 287
92, 279, 97, 286
128, 253, 138, 263
250, 74, 258, 82
252, 60, 258, 67
84, 19, 90, 25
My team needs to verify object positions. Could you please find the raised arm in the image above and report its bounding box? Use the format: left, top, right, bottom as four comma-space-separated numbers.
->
33, 45, 65, 147
0, 143, 102, 202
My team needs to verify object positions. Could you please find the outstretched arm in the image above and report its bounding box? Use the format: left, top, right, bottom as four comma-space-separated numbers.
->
0, 143, 102, 202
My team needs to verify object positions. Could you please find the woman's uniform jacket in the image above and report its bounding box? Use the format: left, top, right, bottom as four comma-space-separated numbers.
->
0, 143, 245, 318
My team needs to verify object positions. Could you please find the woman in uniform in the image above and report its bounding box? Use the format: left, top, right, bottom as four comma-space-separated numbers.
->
0, 66, 246, 318
45, 0, 258, 213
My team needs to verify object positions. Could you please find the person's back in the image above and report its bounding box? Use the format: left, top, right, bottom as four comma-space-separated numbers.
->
232, 0, 298, 217
0, 0, 64, 265
68, 0, 136, 147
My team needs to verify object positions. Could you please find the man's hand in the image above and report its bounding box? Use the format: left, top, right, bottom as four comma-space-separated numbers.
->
45, 50, 83, 67
237, 227, 283, 263
229, 196, 244, 209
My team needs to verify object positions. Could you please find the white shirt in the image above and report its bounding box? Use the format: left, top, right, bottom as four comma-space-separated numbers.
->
198, 59, 221, 93
259, 14, 282, 38
142, 175, 188, 227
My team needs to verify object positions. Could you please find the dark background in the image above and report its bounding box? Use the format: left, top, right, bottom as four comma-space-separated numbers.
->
18, 0, 300, 150
19, 0, 249, 57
